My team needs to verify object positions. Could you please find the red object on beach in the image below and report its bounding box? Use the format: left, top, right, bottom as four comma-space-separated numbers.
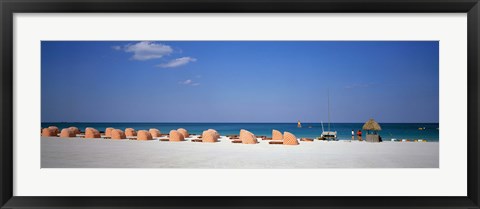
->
85, 127, 101, 138
177, 128, 189, 138
60, 128, 75, 137
68, 127, 81, 135
125, 128, 137, 137
169, 130, 185, 142
111, 129, 126, 139
137, 130, 153, 140
283, 132, 299, 145
48, 126, 59, 135
42, 128, 57, 137
202, 130, 218, 143
149, 128, 161, 137
239, 129, 258, 144
105, 127, 115, 137
272, 129, 283, 140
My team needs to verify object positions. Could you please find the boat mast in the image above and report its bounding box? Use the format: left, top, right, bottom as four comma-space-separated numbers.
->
328, 89, 331, 132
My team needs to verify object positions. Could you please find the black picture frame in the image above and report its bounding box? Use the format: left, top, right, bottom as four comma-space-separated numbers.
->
1, 0, 479, 208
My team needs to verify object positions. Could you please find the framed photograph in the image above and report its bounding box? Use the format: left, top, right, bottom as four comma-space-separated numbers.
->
1, 0, 479, 208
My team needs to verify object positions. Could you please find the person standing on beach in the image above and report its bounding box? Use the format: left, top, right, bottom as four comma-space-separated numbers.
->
351, 129, 355, 141
357, 129, 362, 141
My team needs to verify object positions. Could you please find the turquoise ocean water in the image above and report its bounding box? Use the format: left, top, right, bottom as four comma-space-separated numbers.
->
41, 123, 439, 141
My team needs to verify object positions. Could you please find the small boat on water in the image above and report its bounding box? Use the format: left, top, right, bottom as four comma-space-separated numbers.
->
318, 90, 337, 141
297, 120, 302, 128
418, 127, 426, 130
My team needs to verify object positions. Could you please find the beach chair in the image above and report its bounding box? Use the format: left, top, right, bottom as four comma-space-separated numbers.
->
202, 130, 219, 143
272, 129, 282, 140
85, 127, 101, 138
68, 127, 81, 135
269, 132, 299, 145
42, 128, 57, 137
169, 130, 185, 142
60, 128, 76, 138
283, 132, 299, 145
125, 128, 137, 137
207, 129, 220, 139
111, 129, 126, 139
48, 126, 59, 135
137, 130, 153, 140
177, 128, 189, 138
104, 127, 115, 137
268, 129, 283, 144
149, 128, 161, 138
234, 129, 258, 144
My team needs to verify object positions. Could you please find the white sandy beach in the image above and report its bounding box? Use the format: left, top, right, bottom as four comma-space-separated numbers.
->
41, 136, 439, 168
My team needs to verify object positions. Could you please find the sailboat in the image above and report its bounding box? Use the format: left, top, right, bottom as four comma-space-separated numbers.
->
297, 120, 302, 128
319, 90, 337, 140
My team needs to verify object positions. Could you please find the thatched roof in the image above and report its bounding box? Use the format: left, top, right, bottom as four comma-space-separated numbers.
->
362, 119, 382, 131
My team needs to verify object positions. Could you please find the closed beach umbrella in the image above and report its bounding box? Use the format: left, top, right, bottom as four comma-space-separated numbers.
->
60, 128, 75, 138
240, 129, 257, 144
125, 128, 137, 137
42, 128, 57, 137
48, 126, 59, 135
137, 130, 153, 140
68, 127, 81, 135
105, 127, 115, 137
283, 132, 299, 145
169, 130, 185, 142
111, 129, 126, 139
272, 129, 283, 140
85, 127, 101, 138
177, 128, 189, 138
149, 128, 161, 137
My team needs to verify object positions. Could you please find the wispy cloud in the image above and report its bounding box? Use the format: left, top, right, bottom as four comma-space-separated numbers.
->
157, 57, 197, 68
179, 79, 200, 86
179, 79, 192, 85
115, 41, 173, 61
344, 83, 373, 89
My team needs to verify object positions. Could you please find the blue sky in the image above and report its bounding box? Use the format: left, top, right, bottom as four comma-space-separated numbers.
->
41, 41, 439, 123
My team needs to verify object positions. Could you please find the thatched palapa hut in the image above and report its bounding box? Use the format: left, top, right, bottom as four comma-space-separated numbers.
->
362, 119, 382, 142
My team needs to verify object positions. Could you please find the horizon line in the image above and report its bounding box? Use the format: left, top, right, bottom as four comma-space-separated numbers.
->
41, 121, 440, 124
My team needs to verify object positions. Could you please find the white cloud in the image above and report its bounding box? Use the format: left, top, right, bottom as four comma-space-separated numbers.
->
179, 79, 200, 86
112, 45, 122, 50
158, 57, 197, 68
179, 79, 193, 85
121, 41, 173, 61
